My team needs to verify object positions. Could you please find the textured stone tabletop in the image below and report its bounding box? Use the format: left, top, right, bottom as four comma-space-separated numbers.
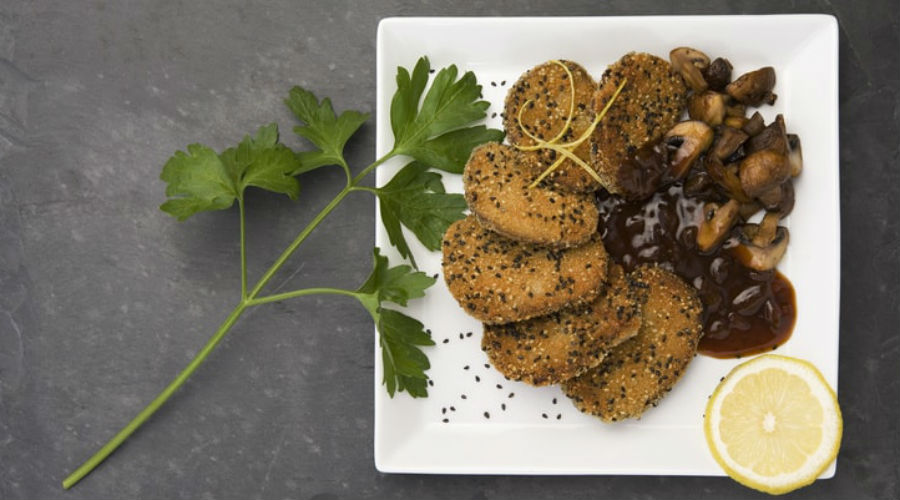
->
0, 1, 897, 499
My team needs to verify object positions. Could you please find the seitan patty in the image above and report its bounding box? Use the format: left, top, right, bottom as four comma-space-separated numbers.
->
562, 265, 703, 422
590, 52, 687, 195
504, 60, 599, 193
463, 142, 599, 248
481, 265, 645, 386
442, 215, 609, 324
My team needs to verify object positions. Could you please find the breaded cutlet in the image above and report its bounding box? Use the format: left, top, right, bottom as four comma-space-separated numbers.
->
590, 52, 687, 195
463, 142, 599, 248
442, 215, 609, 325
562, 265, 703, 422
504, 60, 599, 193
481, 265, 646, 386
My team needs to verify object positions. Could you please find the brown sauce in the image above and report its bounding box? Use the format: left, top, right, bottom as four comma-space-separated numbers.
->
615, 141, 672, 201
597, 184, 796, 358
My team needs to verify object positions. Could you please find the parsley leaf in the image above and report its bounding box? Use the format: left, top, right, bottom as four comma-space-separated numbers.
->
285, 86, 369, 174
376, 162, 466, 267
378, 309, 432, 398
390, 57, 504, 173
400, 126, 504, 174
160, 123, 299, 221
355, 248, 436, 397
159, 144, 236, 220
220, 124, 300, 199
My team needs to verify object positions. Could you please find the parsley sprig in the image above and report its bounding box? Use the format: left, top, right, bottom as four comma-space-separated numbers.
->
63, 56, 502, 489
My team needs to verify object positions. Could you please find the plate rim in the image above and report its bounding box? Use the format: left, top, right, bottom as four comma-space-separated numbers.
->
373, 13, 840, 476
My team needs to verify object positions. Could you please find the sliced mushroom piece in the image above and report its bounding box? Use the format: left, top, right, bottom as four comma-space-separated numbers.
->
738, 200, 762, 220
745, 114, 788, 155
757, 180, 795, 217
712, 126, 749, 160
732, 224, 789, 271
670, 47, 710, 92
705, 155, 750, 203
704, 57, 733, 91
739, 149, 792, 198
724, 144, 747, 164
742, 111, 766, 136
683, 170, 717, 198
726, 67, 777, 106
725, 103, 746, 118
787, 133, 803, 177
665, 120, 714, 178
724, 116, 748, 129
697, 199, 741, 252
753, 212, 781, 246
757, 184, 782, 210
777, 180, 795, 216
688, 91, 727, 126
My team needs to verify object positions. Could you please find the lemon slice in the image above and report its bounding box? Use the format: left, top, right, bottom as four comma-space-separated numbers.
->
704, 354, 842, 495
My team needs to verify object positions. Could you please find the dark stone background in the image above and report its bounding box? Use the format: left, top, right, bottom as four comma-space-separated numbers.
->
0, 1, 896, 499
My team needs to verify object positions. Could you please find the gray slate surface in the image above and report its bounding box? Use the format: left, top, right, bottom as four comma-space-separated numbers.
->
0, 1, 898, 499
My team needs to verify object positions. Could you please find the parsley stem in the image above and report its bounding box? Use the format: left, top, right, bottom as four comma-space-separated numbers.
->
339, 159, 352, 188
247, 287, 357, 306
239, 198, 248, 299
62, 302, 249, 489
246, 151, 394, 299
246, 187, 352, 299
352, 150, 393, 185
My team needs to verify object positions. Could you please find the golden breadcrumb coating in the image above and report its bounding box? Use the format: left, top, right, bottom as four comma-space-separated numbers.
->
442, 215, 608, 324
463, 142, 599, 248
504, 60, 599, 192
563, 265, 703, 422
590, 52, 687, 195
482, 265, 645, 386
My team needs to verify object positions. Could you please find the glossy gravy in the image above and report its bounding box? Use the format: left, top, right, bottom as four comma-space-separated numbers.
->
597, 184, 796, 358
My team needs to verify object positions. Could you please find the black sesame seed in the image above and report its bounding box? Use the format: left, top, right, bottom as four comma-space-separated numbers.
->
450, 406, 456, 411
475, 376, 481, 382
496, 384, 503, 389
542, 413, 548, 419
442, 407, 446, 414
484, 411, 490, 419
459, 333, 464, 339
509, 392, 515, 398
484, 363, 490, 369
552, 398, 557, 404
461, 394, 467, 399
442, 418, 449, 423
466, 331, 473, 338
464, 365, 470, 370
501, 403, 506, 411
428, 380, 434, 387
556, 413, 562, 420
442, 338, 449, 344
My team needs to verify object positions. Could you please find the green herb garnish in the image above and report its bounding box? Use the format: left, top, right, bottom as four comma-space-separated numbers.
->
62, 56, 502, 489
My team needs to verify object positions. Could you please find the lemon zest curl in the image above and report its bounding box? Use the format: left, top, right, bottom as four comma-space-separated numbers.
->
512, 62, 628, 189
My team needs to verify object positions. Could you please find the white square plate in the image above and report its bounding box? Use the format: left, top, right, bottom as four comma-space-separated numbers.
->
373, 15, 839, 476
